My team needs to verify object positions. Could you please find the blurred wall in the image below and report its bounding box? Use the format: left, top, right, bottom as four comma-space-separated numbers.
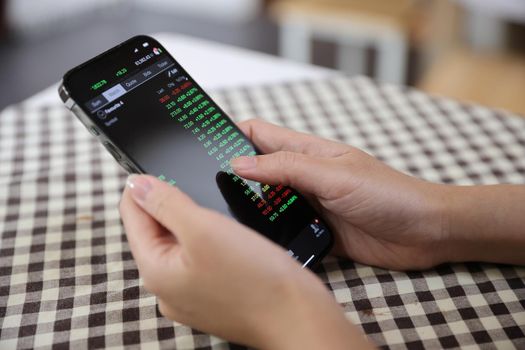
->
7, 0, 121, 34
7, 0, 263, 35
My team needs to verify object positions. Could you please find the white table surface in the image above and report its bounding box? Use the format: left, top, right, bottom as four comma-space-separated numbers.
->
21, 32, 336, 109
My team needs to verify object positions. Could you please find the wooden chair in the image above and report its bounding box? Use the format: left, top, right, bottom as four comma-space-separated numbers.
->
269, 0, 419, 84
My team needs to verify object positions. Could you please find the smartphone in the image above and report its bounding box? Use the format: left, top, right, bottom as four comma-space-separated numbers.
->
59, 35, 332, 268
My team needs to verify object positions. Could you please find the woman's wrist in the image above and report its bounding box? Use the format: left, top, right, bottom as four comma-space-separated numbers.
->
253, 269, 374, 350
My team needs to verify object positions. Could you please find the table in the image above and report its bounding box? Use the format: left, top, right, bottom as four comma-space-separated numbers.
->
1, 35, 525, 349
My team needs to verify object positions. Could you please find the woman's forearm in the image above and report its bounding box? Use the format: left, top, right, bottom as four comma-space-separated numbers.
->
443, 185, 525, 265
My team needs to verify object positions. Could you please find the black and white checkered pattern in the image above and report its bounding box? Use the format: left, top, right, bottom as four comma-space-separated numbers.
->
1, 76, 524, 349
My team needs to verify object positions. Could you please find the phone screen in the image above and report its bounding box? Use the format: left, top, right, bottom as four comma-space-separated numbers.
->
62, 35, 332, 266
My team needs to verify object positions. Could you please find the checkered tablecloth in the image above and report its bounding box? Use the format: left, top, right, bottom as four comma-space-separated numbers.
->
1, 76, 524, 349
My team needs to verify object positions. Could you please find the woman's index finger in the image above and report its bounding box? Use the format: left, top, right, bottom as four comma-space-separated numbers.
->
237, 119, 350, 157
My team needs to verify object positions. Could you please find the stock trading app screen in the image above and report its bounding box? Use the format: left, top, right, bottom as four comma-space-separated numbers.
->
63, 36, 331, 260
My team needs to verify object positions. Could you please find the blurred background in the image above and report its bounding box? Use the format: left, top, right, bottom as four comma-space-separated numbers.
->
0, 0, 524, 115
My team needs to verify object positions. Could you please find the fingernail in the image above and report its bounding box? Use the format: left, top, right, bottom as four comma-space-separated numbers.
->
231, 156, 257, 171
126, 175, 152, 205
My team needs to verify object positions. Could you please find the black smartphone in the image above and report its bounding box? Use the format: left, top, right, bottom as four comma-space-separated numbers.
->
59, 35, 332, 268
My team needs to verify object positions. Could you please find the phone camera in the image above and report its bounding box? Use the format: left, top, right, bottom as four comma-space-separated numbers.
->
97, 110, 107, 120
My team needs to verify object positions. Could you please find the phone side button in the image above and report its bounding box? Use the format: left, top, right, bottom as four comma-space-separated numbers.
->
123, 162, 139, 173
103, 142, 121, 160
89, 126, 100, 136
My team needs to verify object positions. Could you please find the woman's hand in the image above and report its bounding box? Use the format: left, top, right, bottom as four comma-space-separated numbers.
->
120, 175, 374, 350
233, 119, 525, 270
232, 119, 451, 270
118, 119, 524, 348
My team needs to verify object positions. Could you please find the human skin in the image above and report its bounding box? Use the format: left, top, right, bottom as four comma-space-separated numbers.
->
119, 119, 525, 348
232, 119, 525, 269
120, 175, 374, 349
